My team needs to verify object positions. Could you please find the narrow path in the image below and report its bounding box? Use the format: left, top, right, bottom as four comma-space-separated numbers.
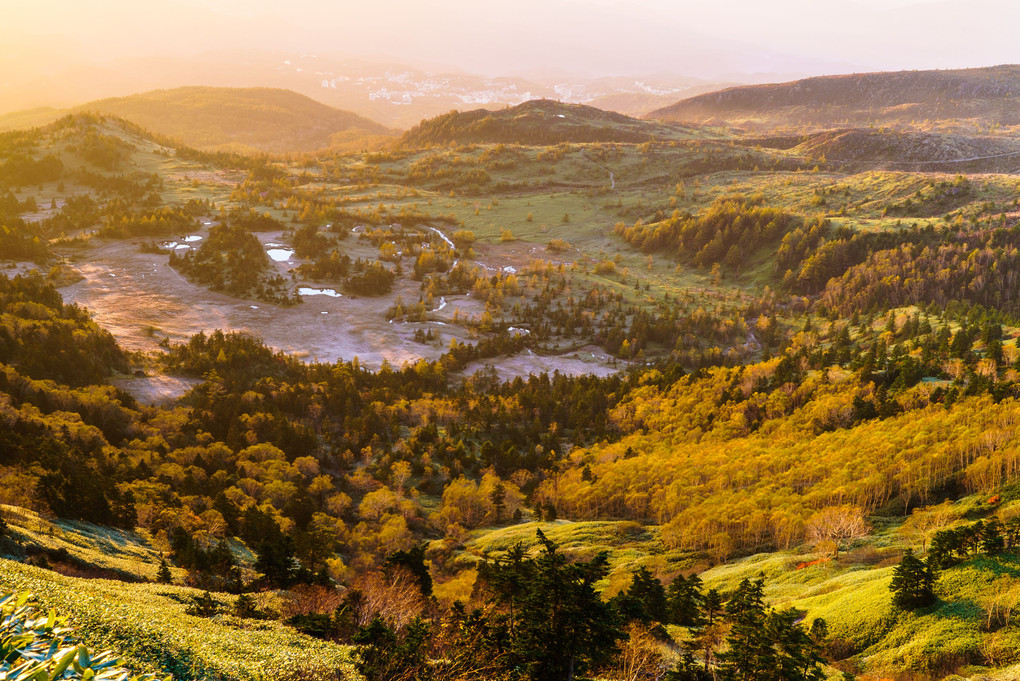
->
829, 148, 1020, 168
883, 149, 1020, 165
579, 151, 618, 189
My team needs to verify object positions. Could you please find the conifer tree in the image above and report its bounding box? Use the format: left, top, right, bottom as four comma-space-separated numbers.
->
890, 549, 937, 610
156, 556, 173, 585
667, 573, 705, 626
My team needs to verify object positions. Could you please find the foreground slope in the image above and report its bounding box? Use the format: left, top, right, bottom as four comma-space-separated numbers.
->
0, 559, 357, 681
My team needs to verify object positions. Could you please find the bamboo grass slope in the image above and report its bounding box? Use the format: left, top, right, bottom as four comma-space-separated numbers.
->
0, 564, 357, 681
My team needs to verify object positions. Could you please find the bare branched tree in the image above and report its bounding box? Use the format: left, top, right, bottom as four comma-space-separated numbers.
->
807, 505, 871, 558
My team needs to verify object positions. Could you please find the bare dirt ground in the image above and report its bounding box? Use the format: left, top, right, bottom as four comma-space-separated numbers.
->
463, 346, 625, 381
55, 238, 474, 369
51, 238, 623, 379
110, 374, 202, 406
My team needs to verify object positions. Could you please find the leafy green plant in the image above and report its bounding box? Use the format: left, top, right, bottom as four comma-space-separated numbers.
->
0, 591, 166, 681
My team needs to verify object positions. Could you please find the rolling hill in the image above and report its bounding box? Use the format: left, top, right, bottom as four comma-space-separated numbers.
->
791, 128, 1020, 170
400, 99, 706, 147
0, 87, 392, 153
647, 64, 1020, 131
735, 127, 1020, 172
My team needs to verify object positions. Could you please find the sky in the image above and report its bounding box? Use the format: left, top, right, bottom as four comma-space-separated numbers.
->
1, 0, 1018, 114
3, 0, 1018, 77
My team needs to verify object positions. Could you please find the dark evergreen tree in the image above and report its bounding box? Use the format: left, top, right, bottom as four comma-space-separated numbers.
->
156, 556, 173, 584
718, 579, 825, 681
890, 549, 937, 610
490, 481, 507, 524
353, 616, 431, 681
186, 591, 221, 617
703, 588, 723, 625
765, 609, 826, 681
667, 573, 705, 626
615, 566, 668, 623
719, 578, 773, 680
928, 528, 965, 569
254, 535, 297, 588
479, 530, 624, 681
981, 519, 1005, 554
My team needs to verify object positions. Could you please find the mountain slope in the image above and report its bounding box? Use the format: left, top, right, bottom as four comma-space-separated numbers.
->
0, 87, 392, 153
790, 128, 1020, 170
400, 99, 705, 147
647, 64, 1020, 130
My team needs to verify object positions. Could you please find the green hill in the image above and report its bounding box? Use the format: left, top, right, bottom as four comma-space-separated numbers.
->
0, 87, 392, 153
400, 99, 707, 147
647, 64, 1020, 131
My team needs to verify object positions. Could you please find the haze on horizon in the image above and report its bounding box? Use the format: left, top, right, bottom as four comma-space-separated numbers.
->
2, 0, 1018, 113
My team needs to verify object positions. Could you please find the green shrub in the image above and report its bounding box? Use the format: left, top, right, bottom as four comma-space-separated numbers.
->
0, 591, 165, 681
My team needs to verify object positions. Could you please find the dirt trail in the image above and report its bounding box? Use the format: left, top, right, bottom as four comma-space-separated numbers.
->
579, 152, 617, 188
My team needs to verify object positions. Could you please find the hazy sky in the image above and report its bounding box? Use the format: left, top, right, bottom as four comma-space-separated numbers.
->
2, 0, 1019, 79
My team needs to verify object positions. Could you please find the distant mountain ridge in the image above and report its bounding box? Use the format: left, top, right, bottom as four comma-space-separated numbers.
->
0, 86, 392, 153
401, 99, 701, 147
647, 64, 1020, 130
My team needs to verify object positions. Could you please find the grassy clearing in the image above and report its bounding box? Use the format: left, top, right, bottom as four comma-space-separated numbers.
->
1, 505, 171, 581
461, 520, 683, 597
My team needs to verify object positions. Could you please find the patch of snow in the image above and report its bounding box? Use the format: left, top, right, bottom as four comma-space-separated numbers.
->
184, 235, 203, 242
267, 248, 294, 262
298, 287, 342, 298
427, 226, 455, 249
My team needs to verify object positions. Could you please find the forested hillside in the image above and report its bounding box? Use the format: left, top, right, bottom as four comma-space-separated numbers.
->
648, 64, 1020, 131
6, 87, 1020, 681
